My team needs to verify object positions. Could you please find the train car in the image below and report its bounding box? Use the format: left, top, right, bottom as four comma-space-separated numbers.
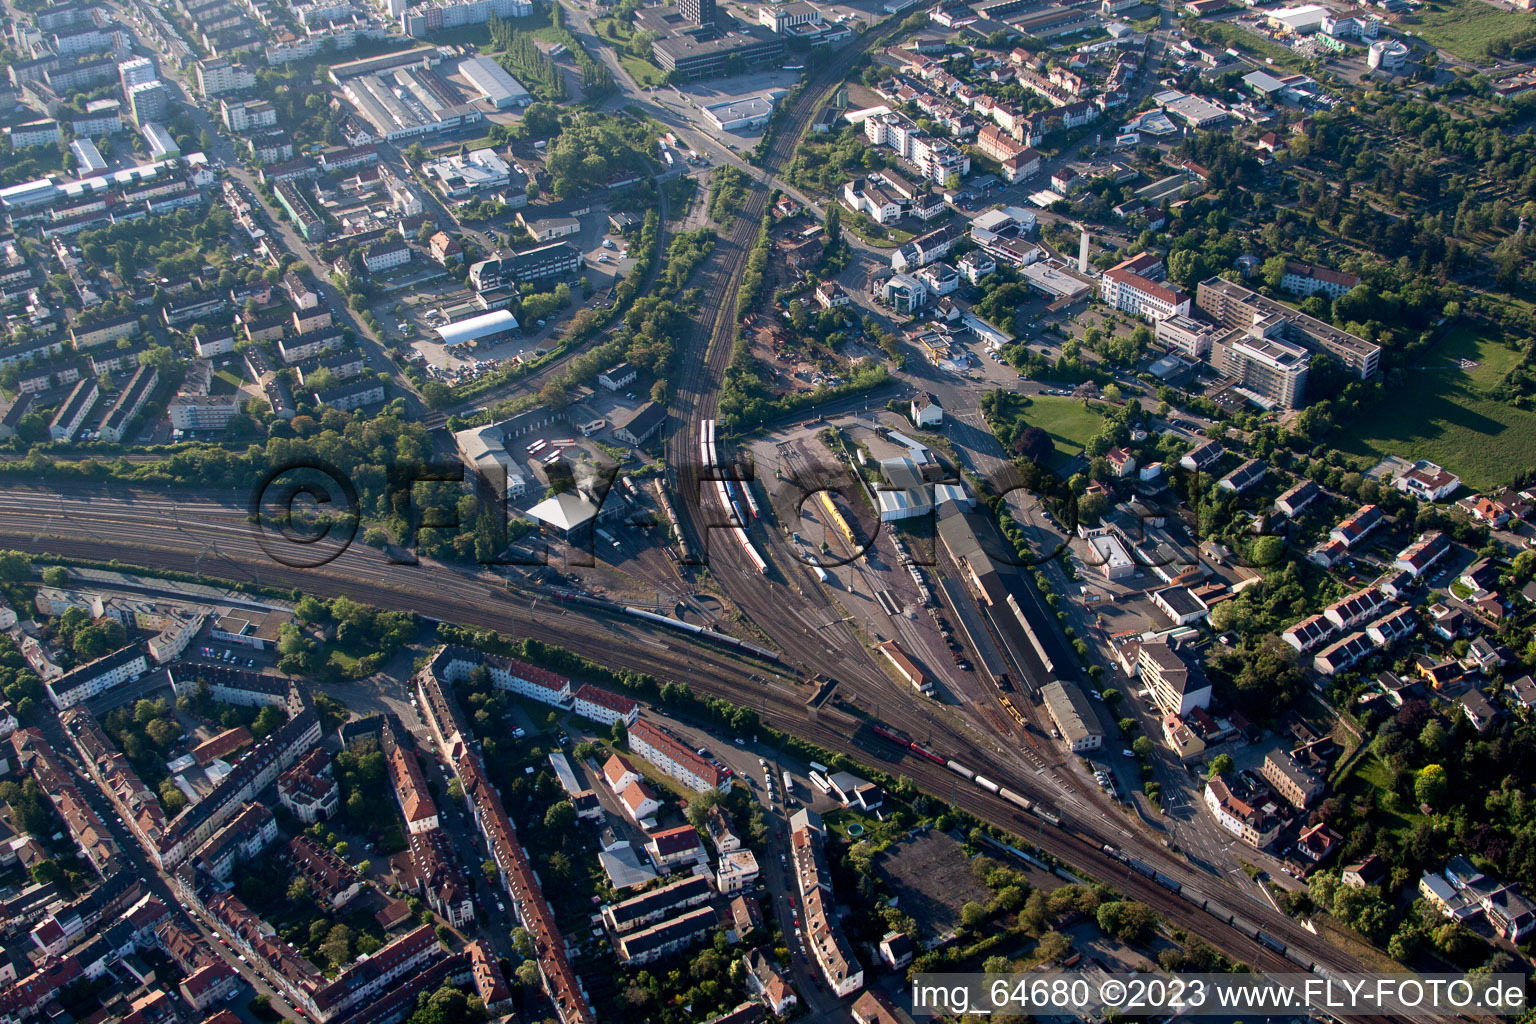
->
1127, 859, 1155, 879
595, 528, 620, 549
741, 484, 760, 519
1153, 872, 1182, 894
974, 775, 1000, 794
870, 723, 910, 748
1230, 918, 1260, 940
732, 499, 749, 526
907, 742, 945, 766
810, 566, 829, 584
1257, 932, 1286, 954
998, 788, 1032, 811
816, 491, 857, 547
1032, 808, 1061, 827
945, 760, 975, 780
1283, 947, 1310, 968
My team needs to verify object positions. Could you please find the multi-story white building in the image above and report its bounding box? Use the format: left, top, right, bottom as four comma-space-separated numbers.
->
196, 57, 257, 97
362, 240, 411, 273
169, 394, 244, 431
716, 849, 760, 892
7, 119, 62, 148
45, 644, 150, 709
401, 0, 533, 36
1222, 331, 1310, 409
1138, 641, 1210, 716
863, 111, 969, 184
840, 177, 902, 224
628, 719, 728, 792
1100, 265, 1190, 322
1204, 776, 1280, 848
1280, 260, 1359, 300
70, 99, 122, 137
1155, 313, 1217, 359
221, 98, 277, 133
571, 683, 640, 727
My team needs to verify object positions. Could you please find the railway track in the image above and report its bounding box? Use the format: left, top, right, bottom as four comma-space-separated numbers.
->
0, 491, 1450, 1020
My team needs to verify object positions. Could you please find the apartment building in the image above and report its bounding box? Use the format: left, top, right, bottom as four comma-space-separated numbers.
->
571, 683, 640, 727
191, 803, 277, 881
1280, 260, 1359, 300
1204, 775, 1280, 848
50, 379, 100, 442
628, 719, 729, 792
45, 644, 149, 709
1138, 641, 1211, 716
195, 56, 256, 96
277, 748, 337, 823
1261, 751, 1322, 808
413, 647, 596, 1024
602, 874, 713, 934
863, 111, 970, 184
388, 744, 439, 834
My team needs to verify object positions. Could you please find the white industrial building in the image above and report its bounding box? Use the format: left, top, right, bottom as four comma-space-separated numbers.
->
459, 55, 531, 108
702, 93, 780, 132
1266, 4, 1327, 34
422, 149, 511, 197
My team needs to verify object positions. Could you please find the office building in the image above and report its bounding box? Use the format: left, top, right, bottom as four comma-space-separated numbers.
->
1196, 276, 1379, 378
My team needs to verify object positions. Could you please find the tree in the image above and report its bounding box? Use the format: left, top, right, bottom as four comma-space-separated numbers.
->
1261, 253, 1287, 291
1414, 764, 1448, 808
0, 550, 31, 582
1208, 753, 1234, 778
1035, 930, 1071, 962
825, 203, 841, 246
1102, 689, 1123, 709
961, 900, 988, 929
515, 960, 540, 987
510, 927, 533, 958
611, 720, 628, 747
1013, 425, 1053, 463
543, 800, 576, 832
321, 924, 352, 967
42, 567, 68, 587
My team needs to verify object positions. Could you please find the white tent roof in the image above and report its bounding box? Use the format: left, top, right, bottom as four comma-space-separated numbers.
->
526, 491, 598, 532
435, 308, 519, 345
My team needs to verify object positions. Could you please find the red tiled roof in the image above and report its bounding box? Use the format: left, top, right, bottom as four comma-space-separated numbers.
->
573, 683, 637, 715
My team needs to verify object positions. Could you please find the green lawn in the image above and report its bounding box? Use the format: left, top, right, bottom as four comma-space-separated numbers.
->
1334, 323, 1536, 491
1015, 394, 1109, 463
1396, 0, 1536, 62
618, 52, 666, 88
